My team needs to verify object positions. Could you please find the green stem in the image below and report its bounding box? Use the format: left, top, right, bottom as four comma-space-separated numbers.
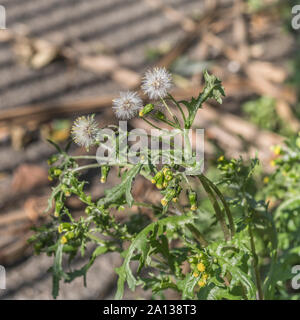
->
151, 115, 178, 128
133, 201, 161, 212
200, 174, 235, 237
248, 223, 264, 300
176, 104, 187, 124
198, 175, 231, 241
186, 224, 208, 248
161, 97, 175, 119
183, 129, 193, 163
71, 163, 102, 173
185, 85, 216, 129
72, 155, 98, 160
167, 93, 187, 123
141, 117, 162, 130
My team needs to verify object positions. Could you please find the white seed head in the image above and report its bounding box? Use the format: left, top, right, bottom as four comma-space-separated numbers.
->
112, 91, 143, 120
71, 115, 99, 149
142, 67, 172, 100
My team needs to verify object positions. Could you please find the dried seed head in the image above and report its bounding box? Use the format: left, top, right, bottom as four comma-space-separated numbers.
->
142, 67, 172, 100
112, 91, 143, 120
71, 115, 99, 150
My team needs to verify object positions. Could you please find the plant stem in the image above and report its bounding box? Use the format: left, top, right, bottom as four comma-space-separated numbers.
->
183, 129, 193, 164
133, 201, 161, 212
186, 84, 216, 129
200, 174, 235, 237
186, 224, 208, 248
161, 97, 175, 119
167, 94, 187, 123
72, 155, 98, 160
198, 175, 231, 241
248, 223, 264, 300
71, 163, 102, 173
141, 117, 162, 130
151, 115, 178, 128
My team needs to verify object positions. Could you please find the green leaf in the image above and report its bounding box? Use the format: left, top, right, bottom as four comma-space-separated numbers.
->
47, 139, 63, 154
98, 163, 142, 208
274, 196, 300, 221
114, 214, 195, 299
203, 70, 225, 103
206, 286, 243, 300
177, 273, 199, 299
64, 245, 108, 285
207, 232, 257, 300
184, 70, 225, 128
51, 243, 65, 299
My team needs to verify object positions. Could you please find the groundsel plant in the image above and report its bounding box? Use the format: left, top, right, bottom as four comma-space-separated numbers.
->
29, 69, 289, 300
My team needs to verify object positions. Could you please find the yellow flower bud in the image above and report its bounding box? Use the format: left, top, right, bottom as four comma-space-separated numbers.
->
273, 145, 281, 155
202, 273, 208, 280
191, 204, 197, 211
61, 236, 68, 244
197, 262, 206, 272
100, 177, 106, 183
198, 280, 206, 287
161, 198, 168, 206
270, 160, 276, 167
263, 176, 269, 184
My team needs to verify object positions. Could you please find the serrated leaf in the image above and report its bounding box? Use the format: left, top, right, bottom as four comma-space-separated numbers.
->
177, 273, 199, 299
64, 245, 108, 284
207, 232, 256, 300
98, 163, 142, 208
114, 214, 194, 299
206, 286, 243, 300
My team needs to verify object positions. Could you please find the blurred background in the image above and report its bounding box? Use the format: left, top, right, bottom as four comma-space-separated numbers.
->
0, 0, 299, 299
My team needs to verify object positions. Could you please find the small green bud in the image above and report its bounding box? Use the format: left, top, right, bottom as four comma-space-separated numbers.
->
85, 206, 92, 215
66, 231, 75, 240
152, 171, 163, 184
47, 155, 59, 165
139, 104, 154, 117
101, 165, 110, 183
54, 169, 62, 176
188, 190, 198, 211
155, 172, 164, 188
155, 111, 166, 120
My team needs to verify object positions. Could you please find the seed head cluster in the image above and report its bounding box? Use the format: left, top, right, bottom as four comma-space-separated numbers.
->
71, 115, 99, 149
71, 68, 173, 146
112, 91, 143, 120
141, 67, 172, 100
